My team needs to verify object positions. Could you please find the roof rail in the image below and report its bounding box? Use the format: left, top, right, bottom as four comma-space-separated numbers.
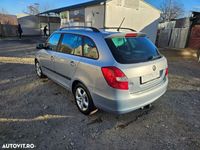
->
100, 27, 136, 32
59, 26, 100, 32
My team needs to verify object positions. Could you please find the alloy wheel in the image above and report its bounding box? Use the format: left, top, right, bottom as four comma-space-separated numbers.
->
75, 87, 89, 111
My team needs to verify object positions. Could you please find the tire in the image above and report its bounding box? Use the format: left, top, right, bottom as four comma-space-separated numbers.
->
35, 60, 45, 78
73, 83, 96, 115
197, 49, 200, 62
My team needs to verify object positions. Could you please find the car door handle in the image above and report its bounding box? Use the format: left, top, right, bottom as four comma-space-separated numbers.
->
70, 61, 76, 67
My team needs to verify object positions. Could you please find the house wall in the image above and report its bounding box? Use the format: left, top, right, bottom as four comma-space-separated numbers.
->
57, 0, 160, 42
60, 5, 104, 28
18, 15, 60, 36
85, 5, 104, 28
105, 0, 160, 43
60, 11, 69, 27
18, 15, 41, 35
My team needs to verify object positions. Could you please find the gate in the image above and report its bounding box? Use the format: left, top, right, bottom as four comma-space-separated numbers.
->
188, 25, 200, 49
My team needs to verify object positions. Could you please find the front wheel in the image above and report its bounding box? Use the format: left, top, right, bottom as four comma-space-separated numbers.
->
73, 83, 97, 115
35, 60, 45, 78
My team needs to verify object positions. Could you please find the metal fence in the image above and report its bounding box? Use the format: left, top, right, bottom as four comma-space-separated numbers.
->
156, 28, 189, 49
157, 18, 190, 49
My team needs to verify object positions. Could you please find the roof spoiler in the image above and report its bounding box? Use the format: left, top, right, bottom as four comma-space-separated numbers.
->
105, 32, 146, 38
100, 27, 137, 32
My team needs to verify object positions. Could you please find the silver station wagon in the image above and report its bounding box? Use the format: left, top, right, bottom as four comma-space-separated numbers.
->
35, 26, 168, 115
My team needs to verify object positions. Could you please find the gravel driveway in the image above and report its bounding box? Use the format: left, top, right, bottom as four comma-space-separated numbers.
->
0, 37, 200, 150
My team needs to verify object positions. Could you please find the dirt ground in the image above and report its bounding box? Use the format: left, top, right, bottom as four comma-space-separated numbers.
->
0, 37, 200, 150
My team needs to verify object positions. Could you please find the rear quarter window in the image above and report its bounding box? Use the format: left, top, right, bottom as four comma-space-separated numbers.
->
105, 37, 160, 64
83, 37, 98, 59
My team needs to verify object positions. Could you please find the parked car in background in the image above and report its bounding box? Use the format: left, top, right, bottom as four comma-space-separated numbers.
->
35, 26, 168, 115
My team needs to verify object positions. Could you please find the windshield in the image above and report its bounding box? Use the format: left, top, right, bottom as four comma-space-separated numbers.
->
105, 37, 161, 64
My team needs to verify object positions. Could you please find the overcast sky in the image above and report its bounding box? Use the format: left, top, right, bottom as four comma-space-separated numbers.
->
0, 0, 200, 16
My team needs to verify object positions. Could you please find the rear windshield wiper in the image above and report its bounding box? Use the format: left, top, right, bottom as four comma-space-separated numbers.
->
148, 55, 161, 61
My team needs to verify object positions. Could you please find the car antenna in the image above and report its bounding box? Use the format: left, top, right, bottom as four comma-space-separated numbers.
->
117, 17, 125, 32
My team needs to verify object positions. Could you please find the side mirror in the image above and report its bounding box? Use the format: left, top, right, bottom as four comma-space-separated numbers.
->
36, 43, 45, 49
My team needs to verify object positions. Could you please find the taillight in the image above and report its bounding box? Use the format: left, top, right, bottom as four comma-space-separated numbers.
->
101, 66, 128, 90
165, 67, 168, 76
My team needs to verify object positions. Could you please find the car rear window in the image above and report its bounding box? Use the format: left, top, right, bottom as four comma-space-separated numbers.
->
105, 37, 161, 64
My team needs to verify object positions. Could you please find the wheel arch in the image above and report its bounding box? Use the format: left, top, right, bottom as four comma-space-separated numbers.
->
71, 79, 92, 95
71, 79, 97, 114
72, 80, 85, 92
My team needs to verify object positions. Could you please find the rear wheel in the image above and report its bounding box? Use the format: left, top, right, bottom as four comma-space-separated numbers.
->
35, 60, 45, 78
73, 83, 96, 115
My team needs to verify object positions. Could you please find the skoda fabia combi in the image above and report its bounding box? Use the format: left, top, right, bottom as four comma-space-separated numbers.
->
35, 27, 168, 115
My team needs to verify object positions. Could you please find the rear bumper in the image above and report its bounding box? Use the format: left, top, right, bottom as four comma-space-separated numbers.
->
92, 78, 168, 114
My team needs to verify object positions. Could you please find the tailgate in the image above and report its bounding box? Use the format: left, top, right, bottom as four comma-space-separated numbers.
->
118, 57, 168, 93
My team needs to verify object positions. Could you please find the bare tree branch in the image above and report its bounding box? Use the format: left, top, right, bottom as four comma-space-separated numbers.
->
24, 3, 52, 15
160, 0, 185, 22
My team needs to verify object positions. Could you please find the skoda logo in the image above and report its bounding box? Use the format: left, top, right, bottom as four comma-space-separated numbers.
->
152, 65, 156, 71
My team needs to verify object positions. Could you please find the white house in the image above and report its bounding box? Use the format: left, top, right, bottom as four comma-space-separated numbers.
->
41, 0, 161, 43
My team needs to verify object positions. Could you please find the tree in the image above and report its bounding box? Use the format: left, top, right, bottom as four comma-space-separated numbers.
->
160, 0, 185, 22
40, 3, 52, 12
24, 3, 40, 15
24, 3, 52, 15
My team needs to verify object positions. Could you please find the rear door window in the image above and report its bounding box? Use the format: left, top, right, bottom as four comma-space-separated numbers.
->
105, 37, 161, 64
58, 34, 82, 56
46, 33, 61, 51
83, 37, 98, 59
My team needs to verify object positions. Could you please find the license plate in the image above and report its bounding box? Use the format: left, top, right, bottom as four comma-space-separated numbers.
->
141, 72, 160, 83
